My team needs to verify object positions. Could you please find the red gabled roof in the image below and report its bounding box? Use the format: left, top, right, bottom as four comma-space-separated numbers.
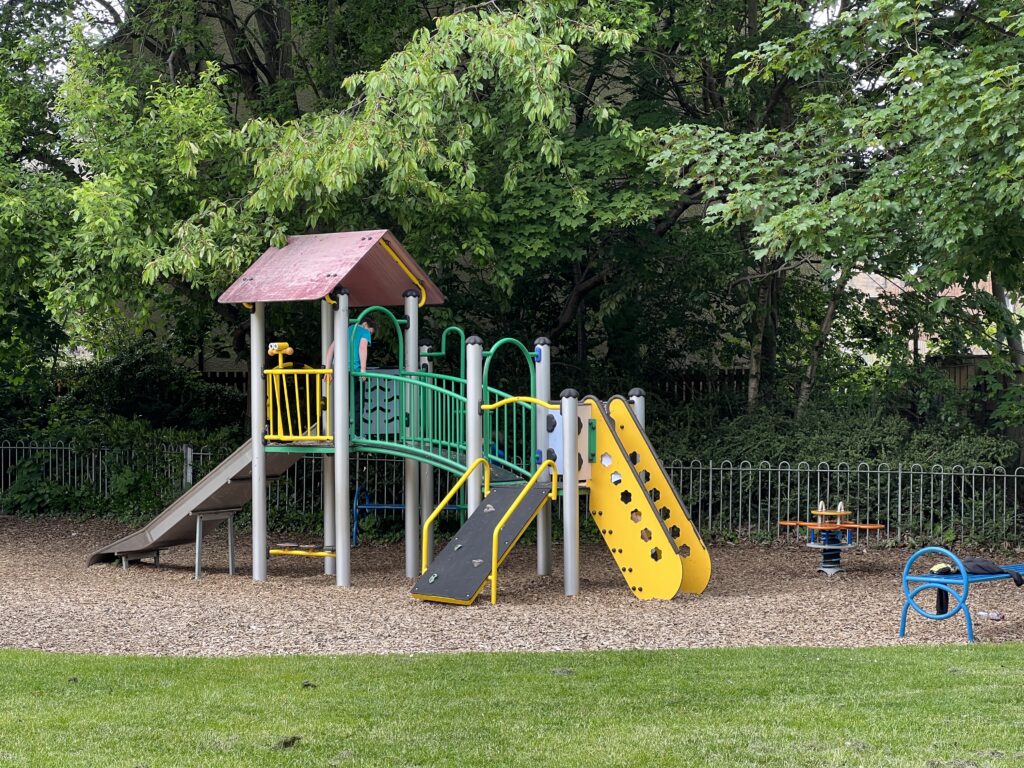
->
217, 230, 445, 307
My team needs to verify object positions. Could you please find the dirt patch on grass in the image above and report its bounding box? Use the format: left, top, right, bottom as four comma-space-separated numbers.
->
2, 516, 1022, 655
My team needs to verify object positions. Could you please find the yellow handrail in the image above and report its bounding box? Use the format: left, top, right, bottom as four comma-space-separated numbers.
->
380, 238, 427, 308
490, 460, 558, 604
269, 548, 336, 558
481, 396, 558, 411
421, 458, 492, 574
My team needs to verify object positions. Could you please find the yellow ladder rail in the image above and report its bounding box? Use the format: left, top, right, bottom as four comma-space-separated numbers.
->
421, 458, 491, 573
489, 460, 558, 604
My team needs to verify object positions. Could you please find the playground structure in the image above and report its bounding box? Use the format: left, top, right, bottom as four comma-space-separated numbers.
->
89, 230, 711, 603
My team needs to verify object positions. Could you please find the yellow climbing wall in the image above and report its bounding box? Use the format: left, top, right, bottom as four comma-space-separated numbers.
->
607, 396, 711, 594
584, 396, 684, 600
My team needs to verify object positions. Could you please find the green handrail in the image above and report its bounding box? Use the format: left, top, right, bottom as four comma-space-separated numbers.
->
345, 354, 539, 481
482, 337, 539, 476
351, 306, 406, 371
422, 325, 467, 378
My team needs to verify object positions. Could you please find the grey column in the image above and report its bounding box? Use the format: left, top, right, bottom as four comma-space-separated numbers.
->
419, 341, 435, 564
465, 337, 484, 516
403, 290, 420, 578
333, 291, 351, 586
534, 337, 552, 576
321, 300, 336, 576
227, 515, 235, 576
561, 389, 579, 596
250, 302, 268, 582
194, 515, 204, 580
628, 387, 646, 430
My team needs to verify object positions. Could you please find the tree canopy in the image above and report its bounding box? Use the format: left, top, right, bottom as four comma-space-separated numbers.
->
3, 0, 1024, 425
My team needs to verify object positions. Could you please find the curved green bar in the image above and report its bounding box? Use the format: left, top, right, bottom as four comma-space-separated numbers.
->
348, 369, 535, 480
351, 306, 406, 368
481, 337, 539, 475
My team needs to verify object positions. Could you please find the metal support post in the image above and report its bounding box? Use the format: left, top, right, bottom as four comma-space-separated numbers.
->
227, 514, 235, 576
628, 387, 646, 430
183, 444, 194, 488
333, 291, 351, 586
194, 515, 204, 580
561, 389, 580, 596
403, 290, 421, 578
321, 300, 336, 577
419, 341, 435, 563
534, 337, 552, 576
466, 336, 484, 516
250, 302, 268, 582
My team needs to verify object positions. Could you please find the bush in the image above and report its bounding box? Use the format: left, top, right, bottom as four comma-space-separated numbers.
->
647, 373, 1020, 469
4, 447, 192, 524
46, 337, 246, 435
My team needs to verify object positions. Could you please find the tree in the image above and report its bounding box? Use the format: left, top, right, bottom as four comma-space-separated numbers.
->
0, 1, 77, 411
10, 0, 1020, 426
649, 0, 1024, 413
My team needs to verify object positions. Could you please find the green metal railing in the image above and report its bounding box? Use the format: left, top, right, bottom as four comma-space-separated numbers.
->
483, 337, 539, 478
260, 324, 541, 479
423, 325, 466, 378
348, 368, 536, 480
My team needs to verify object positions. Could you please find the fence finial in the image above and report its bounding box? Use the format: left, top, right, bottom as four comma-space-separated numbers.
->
837, 501, 844, 512
818, 500, 825, 511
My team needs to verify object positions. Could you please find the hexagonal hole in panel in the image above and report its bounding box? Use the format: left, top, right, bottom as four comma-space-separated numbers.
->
630, 509, 642, 524
669, 525, 681, 539
628, 451, 639, 465
679, 544, 691, 558
660, 506, 671, 520
640, 528, 652, 542
610, 471, 622, 486
620, 490, 632, 504
650, 547, 662, 562
640, 470, 651, 483
650, 488, 661, 502
600, 452, 613, 468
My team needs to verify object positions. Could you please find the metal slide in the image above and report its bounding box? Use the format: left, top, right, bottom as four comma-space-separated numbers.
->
87, 440, 301, 566
585, 395, 711, 599
412, 483, 551, 605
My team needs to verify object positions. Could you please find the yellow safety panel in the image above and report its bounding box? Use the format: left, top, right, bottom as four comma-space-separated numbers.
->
265, 367, 333, 442
585, 396, 684, 600
606, 396, 711, 594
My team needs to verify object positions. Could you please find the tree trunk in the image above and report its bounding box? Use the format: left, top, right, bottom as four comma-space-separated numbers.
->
745, 0, 759, 37
576, 295, 587, 364
211, 0, 262, 103
991, 275, 1024, 368
796, 270, 851, 418
745, 259, 784, 410
762, 271, 783, 391
747, 278, 771, 410
546, 262, 612, 342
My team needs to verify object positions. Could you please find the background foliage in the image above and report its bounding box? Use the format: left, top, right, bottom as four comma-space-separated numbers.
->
3, 0, 1024, 488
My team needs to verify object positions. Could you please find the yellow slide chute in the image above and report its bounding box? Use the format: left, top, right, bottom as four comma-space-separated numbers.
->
584, 395, 711, 599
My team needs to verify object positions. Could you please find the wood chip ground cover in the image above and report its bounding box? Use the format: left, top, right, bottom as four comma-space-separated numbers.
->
2, 516, 1022, 655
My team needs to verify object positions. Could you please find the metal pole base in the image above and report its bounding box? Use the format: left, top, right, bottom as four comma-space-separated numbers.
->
816, 562, 845, 577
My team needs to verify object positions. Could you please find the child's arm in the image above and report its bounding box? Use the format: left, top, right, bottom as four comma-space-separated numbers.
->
358, 337, 369, 373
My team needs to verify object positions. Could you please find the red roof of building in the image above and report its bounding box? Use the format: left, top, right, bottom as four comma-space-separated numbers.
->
217, 230, 445, 307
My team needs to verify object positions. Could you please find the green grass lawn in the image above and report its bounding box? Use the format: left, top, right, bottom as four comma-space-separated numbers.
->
2, 646, 1024, 767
